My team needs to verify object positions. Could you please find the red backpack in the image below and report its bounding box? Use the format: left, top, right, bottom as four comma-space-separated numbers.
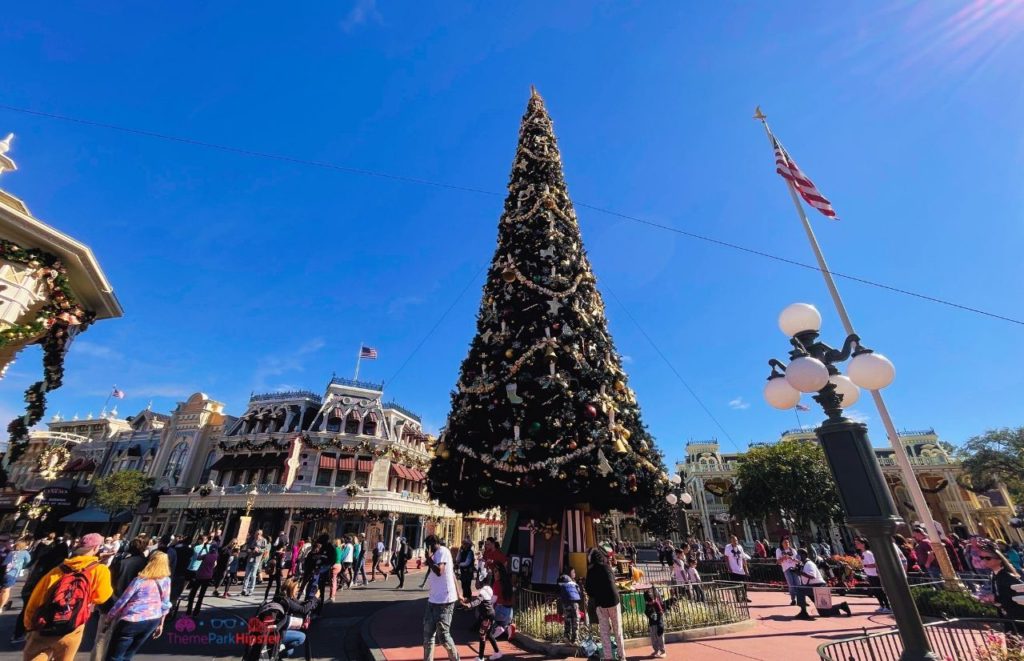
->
33, 562, 98, 636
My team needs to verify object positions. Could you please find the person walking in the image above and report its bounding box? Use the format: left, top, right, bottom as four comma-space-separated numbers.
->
776, 536, 800, 606
185, 544, 218, 616
262, 550, 283, 602
339, 536, 354, 590
460, 574, 501, 661
422, 535, 460, 661
393, 537, 409, 589
371, 538, 386, 582
724, 535, 752, 602
585, 548, 625, 661
213, 541, 239, 598
854, 537, 891, 613
104, 551, 172, 661
0, 539, 31, 612
170, 537, 192, 603
644, 587, 666, 658
328, 539, 344, 601
455, 540, 476, 601
353, 534, 368, 587
10, 538, 69, 645
242, 531, 268, 597
21, 534, 114, 661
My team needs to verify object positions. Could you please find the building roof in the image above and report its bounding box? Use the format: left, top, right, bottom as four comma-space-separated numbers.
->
0, 175, 122, 320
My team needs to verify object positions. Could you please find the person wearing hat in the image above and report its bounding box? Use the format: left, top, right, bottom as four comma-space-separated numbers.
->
22, 532, 114, 661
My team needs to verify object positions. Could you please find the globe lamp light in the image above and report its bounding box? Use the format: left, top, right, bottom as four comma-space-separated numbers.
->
665, 493, 678, 506
848, 351, 896, 390
681, 492, 693, 505
829, 374, 861, 408
779, 303, 822, 337
764, 374, 802, 409
785, 356, 830, 393
669, 473, 683, 486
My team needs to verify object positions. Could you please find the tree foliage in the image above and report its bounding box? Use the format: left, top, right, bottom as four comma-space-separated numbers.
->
959, 427, 1024, 501
729, 439, 843, 533
635, 481, 680, 538
93, 470, 153, 515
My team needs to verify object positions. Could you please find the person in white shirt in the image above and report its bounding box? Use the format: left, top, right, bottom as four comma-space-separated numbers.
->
855, 537, 892, 613
793, 548, 851, 620
422, 535, 460, 661
775, 536, 800, 606
723, 535, 752, 603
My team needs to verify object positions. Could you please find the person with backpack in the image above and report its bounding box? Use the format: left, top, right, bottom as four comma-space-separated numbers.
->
644, 588, 668, 658
21, 533, 114, 661
557, 572, 582, 644
103, 550, 171, 661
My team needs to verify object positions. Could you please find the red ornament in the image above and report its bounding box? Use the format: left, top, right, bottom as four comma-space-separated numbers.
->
583, 404, 598, 419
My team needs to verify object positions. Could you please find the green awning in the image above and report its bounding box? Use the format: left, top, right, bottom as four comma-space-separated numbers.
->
59, 507, 132, 523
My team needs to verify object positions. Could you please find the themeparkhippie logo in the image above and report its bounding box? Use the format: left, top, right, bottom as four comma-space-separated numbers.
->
168, 614, 279, 646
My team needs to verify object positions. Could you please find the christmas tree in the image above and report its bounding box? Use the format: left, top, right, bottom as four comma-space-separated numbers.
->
428, 88, 670, 514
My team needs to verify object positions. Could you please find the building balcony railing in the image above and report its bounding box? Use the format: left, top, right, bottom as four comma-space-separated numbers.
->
249, 390, 322, 403
383, 401, 421, 422
330, 376, 384, 391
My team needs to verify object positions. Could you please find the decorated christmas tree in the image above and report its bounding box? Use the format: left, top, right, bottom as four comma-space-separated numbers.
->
428, 89, 670, 516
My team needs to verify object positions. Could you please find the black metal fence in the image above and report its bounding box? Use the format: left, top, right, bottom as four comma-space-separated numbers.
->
817, 618, 1023, 660
515, 581, 750, 643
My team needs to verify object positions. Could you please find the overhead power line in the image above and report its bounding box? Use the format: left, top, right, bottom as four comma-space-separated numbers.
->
2, 103, 1020, 327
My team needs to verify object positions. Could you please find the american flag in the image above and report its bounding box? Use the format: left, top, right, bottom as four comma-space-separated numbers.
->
772, 135, 838, 219
360, 346, 378, 360
111, 387, 125, 399
795, 403, 811, 412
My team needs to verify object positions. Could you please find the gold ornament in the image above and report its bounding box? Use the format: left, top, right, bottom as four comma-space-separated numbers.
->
613, 437, 630, 454
505, 349, 515, 359
501, 267, 516, 283
558, 472, 567, 480
614, 380, 626, 392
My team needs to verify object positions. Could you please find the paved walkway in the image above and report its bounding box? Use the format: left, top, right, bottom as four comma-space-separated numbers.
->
370, 589, 900, 660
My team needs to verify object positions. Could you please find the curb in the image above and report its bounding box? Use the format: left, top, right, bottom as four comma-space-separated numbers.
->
513, 618, 756, 656
360, 610, 389, 661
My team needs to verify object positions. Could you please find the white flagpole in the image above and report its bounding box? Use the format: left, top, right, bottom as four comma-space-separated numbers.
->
353, 343, 363, 381
756, 108, 957, 584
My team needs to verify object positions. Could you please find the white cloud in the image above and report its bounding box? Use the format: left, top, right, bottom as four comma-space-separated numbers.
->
845, 409, 871, 424
620, 355, 634, 364
72, 341, 123, 361
728, 397, 751, 411
252, 338, 326, 391
341, 0, 382, 32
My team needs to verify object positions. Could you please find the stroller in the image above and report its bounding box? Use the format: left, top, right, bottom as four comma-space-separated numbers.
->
240, 600, 311, 661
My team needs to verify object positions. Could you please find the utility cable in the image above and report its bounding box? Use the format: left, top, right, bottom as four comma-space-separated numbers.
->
605, 287, 740, 451
2, 103, 1019, 327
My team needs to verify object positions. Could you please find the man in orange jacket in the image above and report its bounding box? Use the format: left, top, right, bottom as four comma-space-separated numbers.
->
22, 533, 114, 661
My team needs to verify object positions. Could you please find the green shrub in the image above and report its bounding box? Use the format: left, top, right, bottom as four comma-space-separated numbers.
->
910, 586, 999, 619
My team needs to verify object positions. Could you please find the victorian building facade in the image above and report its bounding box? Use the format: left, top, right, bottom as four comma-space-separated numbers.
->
679, 429, 1022, 548
147, 377, 460, 553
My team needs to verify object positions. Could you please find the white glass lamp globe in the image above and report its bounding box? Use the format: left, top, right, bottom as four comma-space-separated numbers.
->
785, 356, 830, 393
848, 351, 896, 390
778, 303, 822, 337
681, 492, 693, 505
829, 374, 861, 408
666, 493, 678, 506
669, 473, 683, 486
764, 375, 802, 409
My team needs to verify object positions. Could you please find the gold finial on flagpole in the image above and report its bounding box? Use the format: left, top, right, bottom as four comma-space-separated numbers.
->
530, 84, 540, 98
753, 106, 767, 121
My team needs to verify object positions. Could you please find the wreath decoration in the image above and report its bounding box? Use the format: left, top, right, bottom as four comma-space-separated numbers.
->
2, 240, 93, 466
37, 445, 71, 480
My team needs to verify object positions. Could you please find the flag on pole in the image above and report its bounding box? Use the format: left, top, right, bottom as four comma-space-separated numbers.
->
111, 387, 125, 400
795, 403, 811, 412
359, 346, 378, 360
771, 135, 839, 219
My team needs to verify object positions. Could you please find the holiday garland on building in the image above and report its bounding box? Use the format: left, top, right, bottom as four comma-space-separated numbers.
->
428, 89, 671, 512
0, 239, 93, 466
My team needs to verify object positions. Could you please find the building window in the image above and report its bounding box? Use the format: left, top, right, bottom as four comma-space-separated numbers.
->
344, 414, 360, 435
335, 469, 353, 487
164, 442, 189, 485
363, 417, 377, 436
316, 467, 333, 486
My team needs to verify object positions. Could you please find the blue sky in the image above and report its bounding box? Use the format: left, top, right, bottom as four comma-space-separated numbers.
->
2, 1, 1023, 463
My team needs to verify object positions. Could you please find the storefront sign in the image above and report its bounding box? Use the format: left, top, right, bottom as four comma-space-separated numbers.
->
42, 487, 72, 507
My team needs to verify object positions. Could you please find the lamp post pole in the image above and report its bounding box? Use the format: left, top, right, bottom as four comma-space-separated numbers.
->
666, 474, 693, 546
765, 304, 937, 661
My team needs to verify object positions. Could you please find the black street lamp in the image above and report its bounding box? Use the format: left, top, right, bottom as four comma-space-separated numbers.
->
764, 303, 938, 661
665, 473, 694, 543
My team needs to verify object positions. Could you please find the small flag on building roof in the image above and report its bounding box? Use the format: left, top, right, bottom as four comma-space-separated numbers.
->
360, 346, 378, 360
795, 403, 811, 412
111, 387, 126, 399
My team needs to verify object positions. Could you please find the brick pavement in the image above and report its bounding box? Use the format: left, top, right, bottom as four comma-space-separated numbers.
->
369, 589, 900, 660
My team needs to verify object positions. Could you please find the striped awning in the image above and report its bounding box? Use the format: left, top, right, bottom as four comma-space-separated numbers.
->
319, 454, 337, 470
390, 464, 425, 482
337, 457, 356, 471
356, 459, 374, 473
